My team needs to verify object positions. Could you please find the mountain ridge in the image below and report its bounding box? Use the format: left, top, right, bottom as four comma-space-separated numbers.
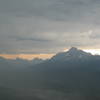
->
51, 47, 92, 61
0, 47, 100, 99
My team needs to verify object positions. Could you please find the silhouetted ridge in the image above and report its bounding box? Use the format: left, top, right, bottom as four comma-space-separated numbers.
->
68, 47, 78, 52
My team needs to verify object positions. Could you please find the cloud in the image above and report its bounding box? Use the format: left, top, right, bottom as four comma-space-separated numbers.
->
12, 36, 52, 42
89, 30, 100, 39
0, 0, 100, 54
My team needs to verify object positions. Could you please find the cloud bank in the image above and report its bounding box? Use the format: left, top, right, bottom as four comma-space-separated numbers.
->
0, 0, 100, 54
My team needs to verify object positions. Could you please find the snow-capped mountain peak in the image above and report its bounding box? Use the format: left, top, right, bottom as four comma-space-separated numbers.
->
51, 47, 92, 61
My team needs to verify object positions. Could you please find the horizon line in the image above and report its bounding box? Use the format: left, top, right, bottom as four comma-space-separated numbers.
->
0, 49, 100, 60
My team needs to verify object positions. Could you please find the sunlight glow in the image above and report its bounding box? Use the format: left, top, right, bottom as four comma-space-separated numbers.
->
83, 49, 100, 55
63, 48, 100, 55
1, 49, 100, 60
0, 54, 54, 60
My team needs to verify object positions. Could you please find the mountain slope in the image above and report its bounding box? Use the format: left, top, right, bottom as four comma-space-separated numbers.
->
30, 47, 100, 91
0, 47, 100, 99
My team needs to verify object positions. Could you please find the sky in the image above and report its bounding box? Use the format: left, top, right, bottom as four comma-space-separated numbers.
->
0, 0, 100, 59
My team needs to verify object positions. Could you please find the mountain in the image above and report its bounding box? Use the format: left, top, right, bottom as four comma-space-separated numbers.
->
28, 47, 100, 98
0, 47, 100, 99
51, 47, 92, 61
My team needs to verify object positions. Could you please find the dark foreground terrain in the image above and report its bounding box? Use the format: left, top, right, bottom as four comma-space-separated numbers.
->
0, 47, 100, 100
0, 87, 100, 100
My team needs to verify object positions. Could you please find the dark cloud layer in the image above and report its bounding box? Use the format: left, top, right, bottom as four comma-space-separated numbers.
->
0, 0, 100, 54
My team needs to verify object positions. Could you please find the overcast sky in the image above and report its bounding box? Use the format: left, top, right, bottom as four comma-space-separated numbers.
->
0, 0, 100, 54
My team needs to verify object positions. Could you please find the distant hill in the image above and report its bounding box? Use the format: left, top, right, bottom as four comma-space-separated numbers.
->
0, 57, 44, 69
